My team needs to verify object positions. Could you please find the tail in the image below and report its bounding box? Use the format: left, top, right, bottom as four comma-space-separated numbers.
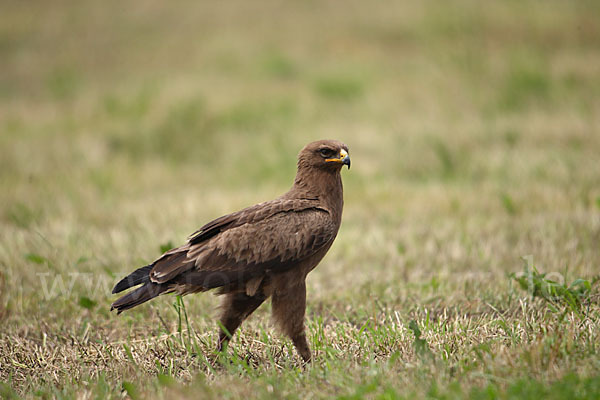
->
111, 282, 169, 314
112, 265, 153, 294
111, 265, 168, 314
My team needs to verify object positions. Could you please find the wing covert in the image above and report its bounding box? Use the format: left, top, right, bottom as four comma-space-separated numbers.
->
191, 207, 335, 270
150, 200, 337, 287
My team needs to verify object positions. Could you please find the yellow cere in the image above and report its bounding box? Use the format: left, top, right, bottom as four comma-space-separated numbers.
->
326, 149, 348, 163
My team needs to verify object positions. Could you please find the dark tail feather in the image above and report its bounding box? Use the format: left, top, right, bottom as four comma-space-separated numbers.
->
110, 283, 168, 314
112, 265, 153, 294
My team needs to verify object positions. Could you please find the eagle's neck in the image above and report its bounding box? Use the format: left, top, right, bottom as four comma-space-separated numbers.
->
290, 167, 344, 219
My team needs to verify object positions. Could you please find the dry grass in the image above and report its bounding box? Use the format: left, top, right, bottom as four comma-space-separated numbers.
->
1, 0, 600, 398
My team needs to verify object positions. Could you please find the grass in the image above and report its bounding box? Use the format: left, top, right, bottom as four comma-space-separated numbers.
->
1, 0, 600, 398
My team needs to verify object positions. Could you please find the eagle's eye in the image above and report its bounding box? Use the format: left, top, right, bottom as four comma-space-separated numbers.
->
319, 148, 335, 158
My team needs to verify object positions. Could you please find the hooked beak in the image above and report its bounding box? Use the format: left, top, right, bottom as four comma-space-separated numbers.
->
326, 149, 351, 169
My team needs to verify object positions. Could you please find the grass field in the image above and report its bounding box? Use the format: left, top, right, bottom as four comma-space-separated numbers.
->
1, 0, 600, 398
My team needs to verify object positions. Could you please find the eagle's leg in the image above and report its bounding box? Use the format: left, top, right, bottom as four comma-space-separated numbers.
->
272, 281, 311, 362
217, 292, 267, 352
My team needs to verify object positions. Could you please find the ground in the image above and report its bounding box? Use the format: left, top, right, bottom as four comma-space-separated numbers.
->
1, 0, 600, 398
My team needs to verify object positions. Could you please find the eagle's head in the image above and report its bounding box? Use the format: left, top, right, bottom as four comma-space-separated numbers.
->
298, 139, 350, 171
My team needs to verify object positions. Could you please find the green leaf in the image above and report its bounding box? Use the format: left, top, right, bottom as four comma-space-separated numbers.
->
123, 343, 136, 364
78, 296, 97, 310
122, 381, 139, 400
570, 279, 591, 291
24, 253, 47, 264
408, 320, 432, 360
511, 262, 593, 318
75, 256, 89, 265
501, 192, 517, 215
0, 381, 19, 399
157, 373, 176, 387
408, 320, 422, 338
159, 241, 174, 254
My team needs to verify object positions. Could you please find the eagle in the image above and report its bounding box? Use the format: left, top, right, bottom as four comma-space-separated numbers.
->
111, 139, 350, 362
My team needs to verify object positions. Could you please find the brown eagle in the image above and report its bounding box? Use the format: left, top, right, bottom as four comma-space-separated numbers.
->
111, 139, 350, 362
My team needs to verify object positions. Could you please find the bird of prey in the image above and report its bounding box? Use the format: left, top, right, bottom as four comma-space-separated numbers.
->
111, 139, 350, 362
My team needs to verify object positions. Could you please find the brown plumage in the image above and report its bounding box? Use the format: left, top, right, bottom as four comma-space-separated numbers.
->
111, 139, 350, 362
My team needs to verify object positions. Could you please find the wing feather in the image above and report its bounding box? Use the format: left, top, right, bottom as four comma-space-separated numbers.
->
149, 199, 336, 288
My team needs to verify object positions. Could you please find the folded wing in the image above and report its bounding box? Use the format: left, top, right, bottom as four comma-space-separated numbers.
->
151, 203, 336, 289
112, 198, 336, 302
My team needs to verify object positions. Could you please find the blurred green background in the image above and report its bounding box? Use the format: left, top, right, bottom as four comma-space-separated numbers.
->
1, 0, 599, 398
